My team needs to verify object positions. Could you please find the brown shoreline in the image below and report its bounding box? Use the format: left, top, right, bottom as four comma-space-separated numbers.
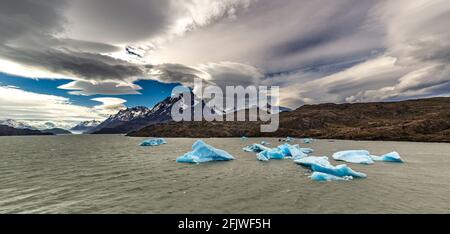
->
127, 97, 450, 143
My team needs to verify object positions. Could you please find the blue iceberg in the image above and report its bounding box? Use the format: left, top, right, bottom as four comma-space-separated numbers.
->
310, 172, 353, 182
256, 143, 311, 161
300, 147, 314, 154
280, 137, 295, 143
140, 138, 167, 147
257, 148, 285, 161
371, 151, 403, 163
302, 138, 314, 144
176, 140, 235, 164
277, 143, 308, 159
332, 150, 374, 165
295, 156, 367, 178
257, 152, 270, 161
243, 144, 271, 153
241, 136, 248, 141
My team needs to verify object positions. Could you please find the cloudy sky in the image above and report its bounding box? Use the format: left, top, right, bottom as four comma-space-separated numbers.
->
0, 0, 449, 128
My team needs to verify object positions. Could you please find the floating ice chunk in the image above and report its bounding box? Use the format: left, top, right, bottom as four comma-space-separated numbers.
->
261, 141, 271, 146
176, 140, 235, 164
257, 148, 285, 161
300, 148, 314, 154
255, 143, 311, 161
140, 138, 167, 147
257, 152, 270, 161
295, 156, 331, 168
332, 150, 374, 165
241, 136, 248, 141
315, 164, 367, 178
243, 144, 271, 153
277, 143, 308, 159
310, 172, 353, 182
371, 151, 403, 163
302, 138, 314, 144
295, 156, 367, 178
280, 137, 295, 143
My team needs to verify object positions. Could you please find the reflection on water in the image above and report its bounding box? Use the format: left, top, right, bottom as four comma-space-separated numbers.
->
1, 135, 450, 214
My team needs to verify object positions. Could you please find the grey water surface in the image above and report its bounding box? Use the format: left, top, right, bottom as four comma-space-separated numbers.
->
1, 135, 449, 214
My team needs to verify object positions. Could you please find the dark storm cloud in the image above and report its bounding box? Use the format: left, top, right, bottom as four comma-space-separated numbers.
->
149, 63, 205, 85
65, 0, 172, 44
0, 0, 67, 43
1, 0, 449, 107
0, 0, 174, 82
0, 45, 144, 81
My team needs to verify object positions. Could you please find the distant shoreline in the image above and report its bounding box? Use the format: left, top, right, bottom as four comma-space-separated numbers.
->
2, 134, 448, 144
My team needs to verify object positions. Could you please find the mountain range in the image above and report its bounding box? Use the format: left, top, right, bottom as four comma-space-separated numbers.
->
0, 119, 37, 130
0, 119, 71, 136
70, 120, 102, 134
3, 94, 448, 142
89, 92, 217, 134
0, 125, 54, 136
127, 97, 450, 143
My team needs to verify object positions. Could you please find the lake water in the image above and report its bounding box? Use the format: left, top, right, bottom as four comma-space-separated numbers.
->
1, 135, 450, 214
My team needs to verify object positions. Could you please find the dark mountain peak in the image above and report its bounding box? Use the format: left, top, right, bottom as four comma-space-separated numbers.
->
0, 124, 54, 136
90, 91, 206, 134
127, 97, 450, 143
41, 128, 72, 135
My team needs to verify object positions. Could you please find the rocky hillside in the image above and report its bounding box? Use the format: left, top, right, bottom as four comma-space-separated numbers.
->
127, 97, 450, 142
0, 125, 54, 136
70, 120, 102, 133
91, 92, 215, 134
41, 128, 72, 135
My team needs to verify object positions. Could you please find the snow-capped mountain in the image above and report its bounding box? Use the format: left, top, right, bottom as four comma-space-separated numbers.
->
70, 120, 102, 133
0, 119, 37, 130
88, 106, 153, 134
90, 92, 212, 134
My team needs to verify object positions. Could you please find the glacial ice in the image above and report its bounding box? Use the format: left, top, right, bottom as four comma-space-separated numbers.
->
300, 147, 314, 154
140, 138, 167, 147
255, 143, 311, 161
277, 143, 308, 159
302, 138, 314, 144
261, 141, 271, 146
241, 136, 248, 141
294, 156, 367, 178
243, 144, 271, 153
257, 148, 285, 161
310, 172, 353, 182
280, 137, 295, 143
332, 150, 374, 165
371, 151, 403, 163
257, 152, 269, 161
176, 140, 235, 164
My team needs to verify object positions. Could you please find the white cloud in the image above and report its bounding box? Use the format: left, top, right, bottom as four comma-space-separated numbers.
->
0, 0, 449, 109
0, 85, 126, 129
91, 97, 127, 116
58, 80, 142, 96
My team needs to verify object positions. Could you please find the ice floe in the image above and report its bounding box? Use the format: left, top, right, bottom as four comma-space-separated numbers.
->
140, 138, 167, 147
277, 143, 308, 159
257, 148, 286, 161
310, 172, 353, 182
252, 143, 311, 161
280, 137, 295, 143
243, 144, 271, 153
176, 140, 235, 164
302, 138, 314, 144
332, 150, 374, 165
261, 141, 271, 146
371, 151, 403, 163
295, 156, 367, 178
